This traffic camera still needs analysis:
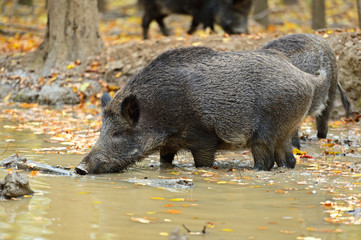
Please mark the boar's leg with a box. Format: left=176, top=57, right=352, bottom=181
left=274, top=143, right=296, bottom=169
left=251, top=134, right=275, bottom=171
left=155, top=15, right=170, bottom=36
left=315, top=109, right=330, bottom=139
left=142, top=14, right=169, bottom=39
left=291, top=129, right=301, bottom=149
left=160, top=146, right=178, bottom=165
left=189, top=131, right=220, bottom=167
left=141, top=14, right=152, bottom=39
left=316, top=86, right=337, bottom=138
left=191, top=148, right=217, bottom=167
left=187, top=17, right=201, bottom=35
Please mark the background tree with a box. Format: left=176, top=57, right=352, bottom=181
left=357, top=0, right=361, bottom=28
left=27, top=0, right=104, bottom=75
left=312, top=0, right=326, bottom=29
left=253, top=0, right=269, bottom=28
left=98, top=0, right=107, bottom=13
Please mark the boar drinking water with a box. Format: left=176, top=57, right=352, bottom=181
left=260, top=33, right=352, bottom=148
left=138, top=0, right=253, bottom=39
left=75, top=47, right=326, bottom=175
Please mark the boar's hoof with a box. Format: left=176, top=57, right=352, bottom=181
left=75, top=165, right=88, bottom=175
left=317, top=132, right=327, bottom=139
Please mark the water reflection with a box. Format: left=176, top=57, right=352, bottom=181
left=0, top=119, right=360, bottom=239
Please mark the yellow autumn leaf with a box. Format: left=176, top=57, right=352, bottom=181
left=217, top=181, right=227, bottom=184
left=3, top=92, right=11, bottom=103
left=67, top=63, right=75, bottom=69
left=170, top=198, right=184, bottom=202
left=221, top=228, right=234, bottom=232
left=80, top=82, right=90, bottom=92
left=150, top=197, right=165, bottom=200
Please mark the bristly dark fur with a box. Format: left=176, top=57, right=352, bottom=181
left=76, top=46, right=326, bottom=174
left=138, top=0, right=252, bottom=39
left=260, top=33, right=352, bottom=147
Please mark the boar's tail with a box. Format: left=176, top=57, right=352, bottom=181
left=337, top=82, right=352, bottom=118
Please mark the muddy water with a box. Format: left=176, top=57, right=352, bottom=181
left=0, top=119, right=361, bottom=240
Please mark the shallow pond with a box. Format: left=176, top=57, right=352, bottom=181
left=0, top=104, right=360, bottom=240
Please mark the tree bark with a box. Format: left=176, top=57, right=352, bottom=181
left=282, top=0, right=298, bottom=5
left=32, top=0, right=104, bottom=75
left=312, top=0, right=326, bottom=30
left=98, top=0, right=107, bottom=13
left=253, top=0, right=269, bottom=28
left=357, top=0, right=361, bottom=28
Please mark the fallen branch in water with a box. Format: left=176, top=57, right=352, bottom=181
left=0, top=154, right=72, bottom=176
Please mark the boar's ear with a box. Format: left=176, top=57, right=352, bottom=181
left=101, top=92, right=111, bottom=110
left=121, top=95, right=140, bottom=126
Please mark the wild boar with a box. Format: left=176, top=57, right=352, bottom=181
left=260, top=33, right=352, bottom=148
left=75, top=47, right=326, bottom=174
left=138, top=0, right=252, bottom=39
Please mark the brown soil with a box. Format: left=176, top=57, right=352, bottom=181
left=106, top=31, right=361, bottom=117
left=1, top=31, right=360, bottom=117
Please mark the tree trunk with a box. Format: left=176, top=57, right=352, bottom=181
left=253, top=0, right=269, bottom=28
left=32, top=0, right=104, bottom=75
left=283, top=0, right=298, bottom=5
left=357, top=0, right=361, bottom=28
left=98, top=0, right=107, bottom=13
left=312, top=0, right=326, bottom=30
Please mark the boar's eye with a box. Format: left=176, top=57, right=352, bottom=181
left=112, top=130, right=123, bottom=138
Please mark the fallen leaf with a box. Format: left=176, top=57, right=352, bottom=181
left=221, top=228, right=234, bottom=232
left=150, top=197, right=165, bottom=200
left=170, top=198, right=184, bottom=202
left=167, top=209, right=182, bottom=214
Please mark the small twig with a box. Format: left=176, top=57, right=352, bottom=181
left=237, top=168, right=243, bottom=178
left=0, top=22, right=44, bottom=32
left=1, top=144, right=9, bottom=156
left=182, top=224, right=207, bottom=235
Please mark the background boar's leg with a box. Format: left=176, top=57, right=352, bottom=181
left=316, top=86, right=337, bottom=138
left=160, top=146, right=178, bottom=165
left=316, top=112, right=330, bottom=138
left=141, top=14, right=152, bottom=39
left=155, top=16, right=170, bottom=36
left=188, top=17, right=201, bottom=34
left=291, top=129, right=301, bottom=149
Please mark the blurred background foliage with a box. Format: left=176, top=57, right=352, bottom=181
left=0, top=0, right=359, bottom=55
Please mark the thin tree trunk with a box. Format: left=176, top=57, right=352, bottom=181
left=253, top=0, right=269, bottom=28
left=98, top=0, right=107, bottom=13
left=32, top=0, right=104, bottom=75
left=312, top=0, right=326, bottom=30
left=283, top=0, right=298, bottom=5
left=357, top=0, right=361, bottom=28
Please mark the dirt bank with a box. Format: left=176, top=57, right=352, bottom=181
left=0, top=31, right=360, bottom=117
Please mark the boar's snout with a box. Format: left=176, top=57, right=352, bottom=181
left=75, top=150, right=125, bottom=175
left=75, top=164, right=88, bottom=175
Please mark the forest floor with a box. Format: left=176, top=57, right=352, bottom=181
left=1, top=30, right=360, bottom=118
left=0, top=0, right=360, bottom=116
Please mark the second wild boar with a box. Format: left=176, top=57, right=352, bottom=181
left=260, top=33, right=352, bottom=148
